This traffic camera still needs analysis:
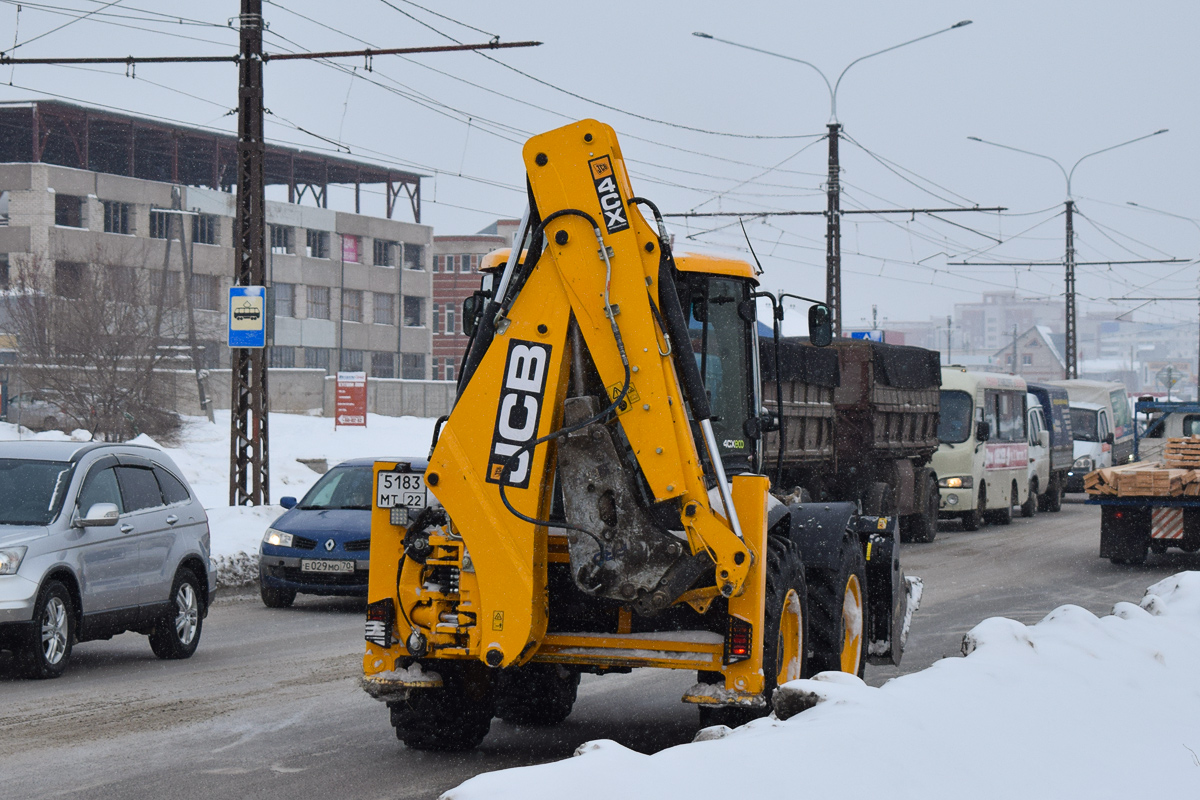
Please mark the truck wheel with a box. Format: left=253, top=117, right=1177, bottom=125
left=863, top=482, right=893, bottom=516
left=805, top=536, right=866, bottom=678
left=1021, top=480, right=1038, bottom=518
left=699, top=536, right=807, bottom=728
left=391, top=665, right=494, bottom=751
left=904, top=474, right=939, bottom=543
left=962, top=487, right=986, bottom=531
left=19, top=580, right=74, bottom=679
left=1045, top=477, right=1064, bottom=513
left=495, top=664, right=580, bottom=726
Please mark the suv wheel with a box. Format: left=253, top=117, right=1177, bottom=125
left=149, top=568, right=203, bottom=659
left=20, top=580, right=74, bottom=679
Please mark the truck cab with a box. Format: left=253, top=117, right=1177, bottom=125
left=1135, top=400, right=1200, bottom=462
left=1065, top=401, right=1112, bottom=492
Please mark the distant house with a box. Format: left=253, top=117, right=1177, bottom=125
left=992, top=325, right=1065, bottom=382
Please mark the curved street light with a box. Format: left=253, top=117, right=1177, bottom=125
left=966, top=130, right=1170, bottom=378
left=693, top=22, right=973, bottom=335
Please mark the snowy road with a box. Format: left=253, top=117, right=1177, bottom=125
left=2, top=497, right=1195, bottom=799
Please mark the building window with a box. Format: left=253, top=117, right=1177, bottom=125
left=371, top=351, right=395, bottom=379
left=270, top=225, right=292, bottom=255
left=432, top=356, right=440, bottom=380
left=403, top=243, right=424, bottom=271
left=446, top=308, right=456, bottom=335
left=306, top=229, right=330, bottom=259
left=268, top=346, right=295, bottom=368
left=342, top=289, right=363, bottom=323
left=342, top=234, right=360, bottom=263
left=55, top=194, right=84, bottom=228
left=403, top=295, right=424, bottom=327
left=401, top=353, right=425, bottom=379
left=373, top=293, right=394, bottom=325
left=103, top=201, right=131, bottom=234
left=460, top=254, right=472, bottom=273
left=307, top=285, right=331, bottom=319
left=190, top=273, right=219, bottom=311
left=443, top=254, right=455, bottom=273
left=192, top=213, right=218, bottom=245
left=374, top=239, right=396, bottom=267
left=444, top=357, right=455, bottom=382
left=341, top=349, right=364, bottom=372
left=149, top=209, right=172, bottom=239
left=431, top=254, right=440, bottom=273
left=305, top=347, right=330, bottom=372
left=55, top=261, right=85, bottom=298
left=272, top=283, right=295, bottom=317
left=431, top=304, right=440, bottom=334
left=0, top=254, right=9, bottom=290
left=1022, top=354, right=1033, bottom=366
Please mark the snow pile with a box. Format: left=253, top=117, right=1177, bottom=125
left=0, top=412, right=437, bottom=587
left=445, top=572, right=1200, bottom=800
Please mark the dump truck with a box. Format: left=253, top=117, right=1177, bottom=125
left=1088, top=399, right=1200, bottom=564
left=360, top=120, right=912, bottom=750
left=760, top=335, right=942, bottom=542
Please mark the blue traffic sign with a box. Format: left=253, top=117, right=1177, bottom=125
left=228, top=285, right=266, bottom=348
left=848, top=330, right=884, bottom=342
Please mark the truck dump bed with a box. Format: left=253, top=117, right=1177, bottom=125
left=758, top=336, right=838, bottom=465
left=831, top=339, right=941, bottom=464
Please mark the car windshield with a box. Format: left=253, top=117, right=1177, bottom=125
left=938, top=390, right=974, bottom=444
left=1071, top=408, right=1099, bottom=442
left=0, top=459, right=75, bottom=525
left=297, top=465, right=373, bottom=510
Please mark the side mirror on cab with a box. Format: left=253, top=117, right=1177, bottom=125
left=1104, top=432, right=1115, bottom=445
left=808, top=303, right=833, bottom=347
left=975, top=420, right=991, bottom=442
left=1039, top=430, right=1050, bottom=448
left=74, top=502, right=120, bottom=528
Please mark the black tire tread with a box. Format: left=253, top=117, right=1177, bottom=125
left=391, top=666, right=494, bottom=751
left=495, top=664, right=580, bottom=726
left=805, top=536, right=867, bottom=678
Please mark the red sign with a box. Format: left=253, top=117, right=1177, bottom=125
left=335, top=371, right=367, bottom=427
left=984, top=442, right=1028, bottom=470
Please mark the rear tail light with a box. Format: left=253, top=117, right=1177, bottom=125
left=724, top=616, right=753, bottom=664
left=365, top=599, right=396, bottom=647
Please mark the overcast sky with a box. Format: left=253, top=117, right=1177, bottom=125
left=2, top=1, right=1197, bottom=332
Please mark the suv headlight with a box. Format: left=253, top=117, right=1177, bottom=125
left=0, top=546, right=27, bottom=575
left=263, top=528, right=294, bottom=548
left=938, top=476, right=973, bottom=489
left=1072, top=456, right=1094, bottom=472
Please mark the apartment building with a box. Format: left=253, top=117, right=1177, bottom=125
left=0, top=100, right=433, bottom=379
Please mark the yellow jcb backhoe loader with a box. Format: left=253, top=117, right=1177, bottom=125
left=361, top=119, right=910, bottom=750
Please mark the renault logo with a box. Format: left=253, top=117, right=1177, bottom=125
left=324, top=539, right=336, bottom=552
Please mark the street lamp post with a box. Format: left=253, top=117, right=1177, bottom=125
left=694, top=21, right=972, bottom=336
left=1127, top=201, right=1200, bottom=397
left=967, top=130, right=1168, bottom=378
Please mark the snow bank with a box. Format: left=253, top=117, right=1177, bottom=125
left=445, top=572, right=1200, bottom=800
left=0, top=412, right=436, bottom=587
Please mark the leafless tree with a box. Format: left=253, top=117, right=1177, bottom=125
left=6, top=244, right=186, bottom=441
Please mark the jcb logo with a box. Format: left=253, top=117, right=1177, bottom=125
left=487, top=339, right=552, bottom=489
left=589, top=155, right=629, bottom=234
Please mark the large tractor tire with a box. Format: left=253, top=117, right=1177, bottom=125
left=698, top=536, right=807, bottom=729
left=390, top=665, right=495, bottom=751
left=495, top=664, right=580, bottom=727
left=805, top=536, right=867, bottom=678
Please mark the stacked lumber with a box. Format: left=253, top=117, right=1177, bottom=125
left=1085, top=459, right=1200, bottom=497
left=1164, top=435, right=1200, bottom=469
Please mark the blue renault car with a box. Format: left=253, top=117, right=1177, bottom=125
left=258, top=458, right=385, bottom=608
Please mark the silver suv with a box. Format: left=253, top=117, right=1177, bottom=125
left=0, top=441, right=214, bottom=678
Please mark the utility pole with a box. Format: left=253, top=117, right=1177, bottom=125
left=826, top=123, right=842, bottom=336
left=228, top=0, right=270, bottom=505
left=1064, top=199, right=1077, bottom=378
left=946, top=314, right=952, bottom=364
left=1011, top=324, right=1019, bottom=375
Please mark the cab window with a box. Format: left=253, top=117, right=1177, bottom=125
left=985, top=389, right=1025, bottom=443
left=1184, top=415, right=1200, bottom=436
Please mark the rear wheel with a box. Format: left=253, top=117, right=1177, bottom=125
left=495, top=664, right=580, bottom=726
left=806, top=536, right=866, bottom=678
left=391, top=664, right=494, bottom=751
left=1045, top=476, right=1064, bottom=512
left=1021, top=479, right=1038, bottom=518
left=149, top=569, right=203, bottom=659
left=903, top=474, right=940, bottom=543
left=19, top=580, right=74, bottom=679
left=698, top=536, right=807, bottom=729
